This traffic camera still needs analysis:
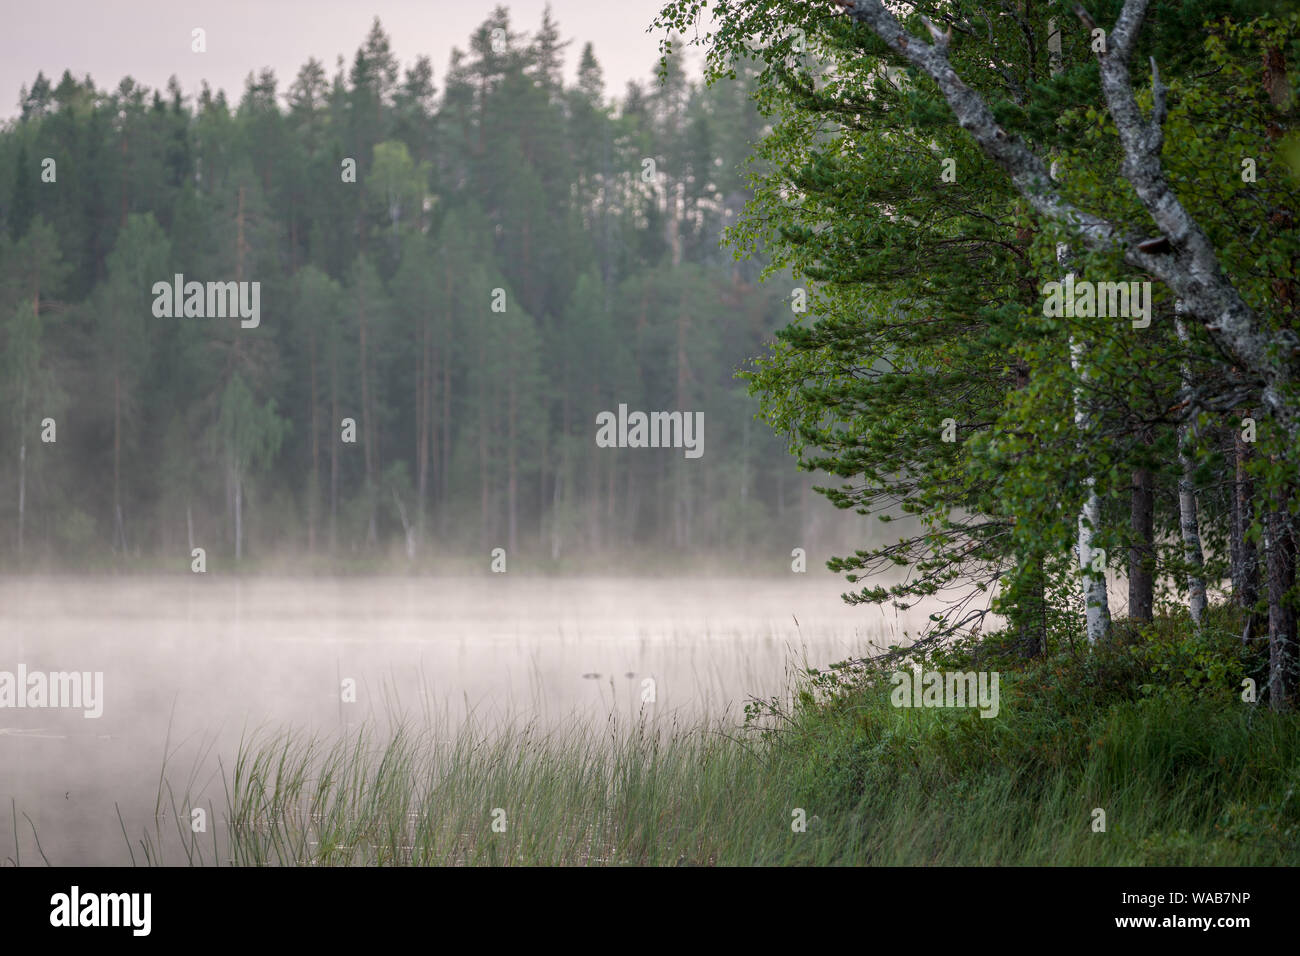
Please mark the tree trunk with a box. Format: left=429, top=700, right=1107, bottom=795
left=233, top=187, right=245, bottom=367
left=234, top=470, right=243, bottom=561
left=1128, top=462, right=1155, bottom=622
left=674, top=295, right=691, bottom=551
left=1235, top=413, right=1262, bottom=645
left=1266, top=486, right=1298, bottom=711
left=1051, top=19, right=1110, bottom=643
left=440, top=328, right=451, bottom=529
left=478, top=331, right=490, bottom=549
left=551, top=447, right=563, bottom=560
left=17, top=440, right=26, bottom=557
left=1175, top=308, right=1207, bottom=625
left=329, top=343, right=339, bottom=554
left=428, top=333, right=439, bottom=543
left=358, top=271, right=376, bottom=547
left=588, top=384, right=600, bottom=550
left=507, top=365, right=518, bottom=555
left=1228, top=428, right=1242, bottom=598
left=1072, top=334, right=1111, bottom=644
left=1177, top=450, right=1208, bottom=625
left=113, top=372, right=124, bottom=554
left=538, top=431, right=547, bottom=555
left=611, top=438, right=621, bottom=543
left=307, top=322, right=319, bottom=553
left=415, top=316, right=429, bottom=552
left=438, top=250, right=454, bottom=535
left=391, top=487, right=415, bottom=561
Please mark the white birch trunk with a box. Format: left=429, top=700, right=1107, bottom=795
left=1071, top=334, right=1112, bottom=642
left=1051, top=18, right=1110, bottom=643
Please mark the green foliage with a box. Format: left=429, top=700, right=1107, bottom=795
left=655, top=0, right=1300, bottom=648
left=0, top=13, right=824, bottom=568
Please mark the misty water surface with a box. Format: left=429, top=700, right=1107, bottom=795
left=0, top=574, right=911, bottom=864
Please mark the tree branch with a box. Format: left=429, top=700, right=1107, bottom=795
left=833, top=0, right=1298, bottom=433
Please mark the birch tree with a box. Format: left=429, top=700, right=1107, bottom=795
left=213, top=372, right=288, bottom=562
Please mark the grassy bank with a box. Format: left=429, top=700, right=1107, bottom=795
left=143, top=606, right=1299, bottom=866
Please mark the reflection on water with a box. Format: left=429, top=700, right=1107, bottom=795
left=0, top=573, right=906, bottom=865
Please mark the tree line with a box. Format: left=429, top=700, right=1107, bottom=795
left=0, top=7, right=867, bottom=570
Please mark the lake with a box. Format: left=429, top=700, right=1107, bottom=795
left=0, top=573, right=907, bottom=865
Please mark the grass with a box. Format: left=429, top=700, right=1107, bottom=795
left=120, top=602, right=1300, bottom=866
left=142, top=712, right=798, bottom=866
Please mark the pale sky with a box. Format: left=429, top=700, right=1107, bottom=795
left=0, top=0, right=696, bottom=118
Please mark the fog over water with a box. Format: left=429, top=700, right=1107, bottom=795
left=0, top=573, right=913, bottom=865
